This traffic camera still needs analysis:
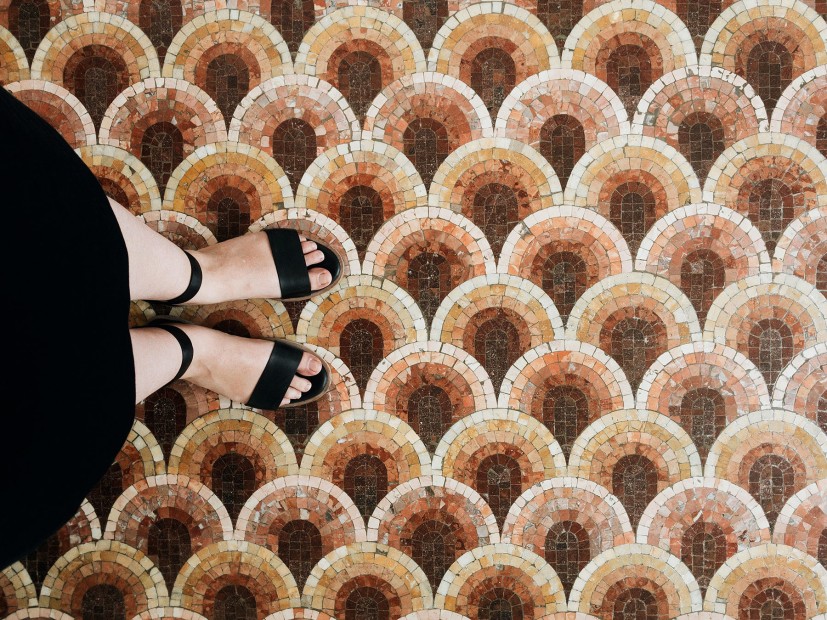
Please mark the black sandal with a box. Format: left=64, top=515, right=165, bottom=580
left=245, top=338, right=330, bottom=409
left=147, top=319, right=330, bottom=408
left=264, top=228, right=343, bottom=301
left=151, top=229, right=343, bottom=305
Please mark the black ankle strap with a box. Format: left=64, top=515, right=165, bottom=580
left=159, top=252, right=202, bottom=305
left=153, top=323, right=194, bottom=382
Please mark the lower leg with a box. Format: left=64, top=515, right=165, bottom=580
left=130, top=325, right=321, bottom=406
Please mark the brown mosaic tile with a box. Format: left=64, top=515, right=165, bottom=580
left=434, top=410, right=566, bottom=515
left=363, top=73, right=492, bottom=186
left=138, top=0, right=182, bottom=62
left=229, top=74, right=358, bottom=192
left=677, top=0, right=722, bottom=55
left=62, top=44, right=130, bottom=130
left=372, top=478, right=497, bottom=592
left=303, top=543, right=432, bottom=617
left=706, top=410, right=827, bottom=536
left=639, top=478, right=770, bottom=598
left=403, top=0, right=448, bottom=50
left=269, top=0, right=315, bottom=57
left=773, top=480, right=827, bottom=561
left=435, top=544, right=566, bottom=618
left=569, top=544, right=701, bottom=618
left=237, top=476, right=365, bottom=590
left=170, top=541, right=301, bottom=616
left=3, top=0, right=57, bottom=64
left=706, top=544, right=826, bottom=619
left=503, top=479, right=634, bottom=597
left=295, top=6, right=426, bottom=117
left=432, top=4, right=557, bottom=122
left=537, top=0, right=582, bottom=55
left=9, top=1, right=827, bottom=615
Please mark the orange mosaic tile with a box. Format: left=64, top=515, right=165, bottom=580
left=5, top=0, right=827, bottom=618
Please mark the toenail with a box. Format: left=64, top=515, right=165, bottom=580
left=310, top=358, right=322, bottom=372
left=320, top=272, right=331, bottom=286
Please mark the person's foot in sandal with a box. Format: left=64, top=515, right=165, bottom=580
left=162, top=229, right=343, bottom=306
left=132, top=322, right=329, bottom=408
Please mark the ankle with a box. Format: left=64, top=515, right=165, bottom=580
left=176, top=325, right=273, bottom=403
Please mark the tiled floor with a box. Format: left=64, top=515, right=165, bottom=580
left=2, top=0, right=827, bottom=618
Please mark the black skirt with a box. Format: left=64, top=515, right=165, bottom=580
left=0, top=85, right=136, bottom=568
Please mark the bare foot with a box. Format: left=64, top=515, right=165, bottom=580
left=184, top=232, right=333, bottom=305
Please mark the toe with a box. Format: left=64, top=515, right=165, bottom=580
left=304, top=248, right=324, bottom=267
left=291, top=375, right=312, bottom=392
left=297, top=352, right=323, bottom=376
left=308, top=267, right=332, bottom=291
left=285, top=386, right=303, bottom=400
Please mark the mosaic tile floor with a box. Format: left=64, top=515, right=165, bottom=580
left=2, top=0, right=827, bottom=618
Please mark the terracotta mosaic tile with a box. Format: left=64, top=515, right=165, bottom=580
left=771, top=66, right=827, bottom=154
left=427, top=4, right=558, bottom=117
left=363, top=72, right=494, bottom=186
left=633, top=66, right=769, bottom=184
left=568, top=543, right=703, bottom=619
left=234, top=475, right=367, bottom=590
left=701, top=3, right=827, bottom=112
left=500, top=340, right=634, bottom=457
left=703, top=543, right=827, bottom=618
left=566, top=273, right=702, bottom=391
left=0, top=0, right=62, bottom=65
left=563, top=0, right=698, bottom=116
left=773, top=206, right=827, bottom=295
left=496, top=69, right=629, bottom=174
left=161, top=9, right=292, bottom=126
left=704, top=273, right=827, bottom=389
left=771, top=478, right=827, bottom=566
left=501, top=477, right=635, bottom=598
left=432, top=409, right=566, bottom=527
left=636, top=342, right=771, bottom=462
left=7, top=0, right=827, bottom=615
left=79, top=144, right=161, bottom=214
left=704, top=410, right=827, bottom=527
left=299, top=409, right=432, bottom=519
left=5, top=79, right=95, bottom=147
left=38, top=540, right=168, bottom=618
left=499, top=207, right=632, bottom=323
left=368, top=476, right=499, bottom=590
left=301, top=542, right=433, bottom=616
left=637, top=478, right=771, bottom=596
left=0, top=562, right=36, bottom=617
left=771, top=343, right=827, bottom=426
left=0, top=28, right=30, bottom=84
left=296, top=7, right=426, bottom=121
left=568, top=410, right=702, bottom=530
left=433, top=543, right=567, bottom=617
left=168, top=540, right=301, bottom=615
left=363, top=342, right=496, bottom=452
left=635, top=203, right=769, bottom=325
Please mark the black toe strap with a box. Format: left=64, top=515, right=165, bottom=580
left=246, top=340, right=329, bottom=410
left=246, top=340, right=303, bottom=409
left=265, top=228, right=311, bottom=299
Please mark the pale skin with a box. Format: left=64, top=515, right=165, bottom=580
left=112, top=198, right=331, bottom=407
